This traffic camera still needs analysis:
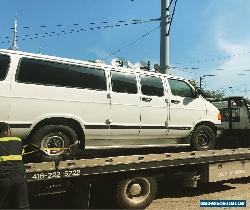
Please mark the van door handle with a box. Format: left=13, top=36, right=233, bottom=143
left=171, top=100, right=180, bottom=104
left=142, top=97, right=152, bottom=102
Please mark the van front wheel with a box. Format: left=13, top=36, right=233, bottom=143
left=31, top=125, right=78, bottom=160
left=190, top=125, right=216, bottom=151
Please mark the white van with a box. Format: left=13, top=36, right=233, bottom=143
left=0, top=49, right=221, bottom=157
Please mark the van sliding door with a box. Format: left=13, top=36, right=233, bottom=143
left=109, top=71, right=140, bottom=139
left=139, top=75, right=167, bottom=138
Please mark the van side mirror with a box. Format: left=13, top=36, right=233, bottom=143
left=195, top=88, right=203, bottom=97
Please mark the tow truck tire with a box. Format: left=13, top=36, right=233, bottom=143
left=191, top=125, right=216, bottom=151
left=115, top=176, right=157, bottom=209
left=30, top=125, right=78, bottom=161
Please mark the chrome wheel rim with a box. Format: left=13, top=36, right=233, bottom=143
left=40, top=133, right=67, bottom=156
left=122, top=177, right=151, bottom=205
left=197, top=130, right=210, bottom=149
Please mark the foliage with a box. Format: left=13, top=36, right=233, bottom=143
left=202, top=89, right=225, bottom=100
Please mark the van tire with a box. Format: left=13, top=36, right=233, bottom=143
left=30, top=125, right=78, bottom=161
left=190, top=125, right=216, bottom=151
left=115, top=176, right=157, bottom=209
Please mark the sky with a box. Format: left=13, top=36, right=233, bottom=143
left=0, top=0, right=250, bottom=98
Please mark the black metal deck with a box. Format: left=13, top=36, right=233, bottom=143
left=25, top=148, right=250, bottom=182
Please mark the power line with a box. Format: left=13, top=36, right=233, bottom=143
left=169, top=64, right=250, bottom=86
left=171, top=64, right=250, bottom=75
left=172, top=51, right=250, bottom=66
left=171, top=65, right=250, bottom=78
left=103, top=25, right=160, bottom=61
left=2, top=19, right=159, bottom=43
left=103, top=0, right=179, bottom=61
left=168, top=0, right=175, bottom=10
left=0, top=17, right=160, bottom=44
left=169, top=66, right=198, bottom=75
left=169, top=66, right=199, bottom=81
left=167, top=0, right=178, bottom=36
left=9, top=17, right=160, bottom=31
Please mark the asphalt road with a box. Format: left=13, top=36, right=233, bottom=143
left=147, top=177, right=250, bottom=210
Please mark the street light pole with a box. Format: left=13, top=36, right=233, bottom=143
left=199, top=74, right=216, bottom=89
left=199, top=77, right=202, bottom=89
left=160, top=0, right=170, bottom=74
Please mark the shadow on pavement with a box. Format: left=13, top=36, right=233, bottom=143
left=156, top=177, right=235, bottom=199
left=224, top=177, right=250, bottom=184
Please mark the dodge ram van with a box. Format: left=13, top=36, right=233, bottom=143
left=0, top=49, right=221, bottom=157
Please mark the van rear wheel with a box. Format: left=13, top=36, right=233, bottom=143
left=30, top=125, right=78, bottom=161
left=191, top=125, right=216, bottom=151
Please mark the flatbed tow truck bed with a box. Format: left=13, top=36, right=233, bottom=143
left=25, top=148, right=250, bottom=209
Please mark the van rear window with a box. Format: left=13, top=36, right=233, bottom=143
left=0, top=54, right=10, bottom=81
left=17, top=58, right=107, bottom=91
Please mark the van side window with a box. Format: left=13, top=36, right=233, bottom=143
left=168, top=79, right=194, bottom=97
left=141, top=76, right=164, bottom=97
left=17, top=58, right=106, bottom=91
left=0, top=54, right=10, bottom=81
left=111, top=71, right=137, bottom=94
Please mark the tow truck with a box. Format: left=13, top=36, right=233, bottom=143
left=211, top=96, right=250, bottom=147
left=24, top=146, right=250, bottom=209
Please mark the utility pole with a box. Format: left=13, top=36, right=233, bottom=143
left=160, top=0, right=170, bottom=74
left=9, top=16, right=18, bottom=51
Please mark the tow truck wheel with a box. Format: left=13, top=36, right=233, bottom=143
left=30, top=125, right=78, bottom=161
left=191, top=125, right=216, bottom=151
left=115, top=176, right=157, bottom=209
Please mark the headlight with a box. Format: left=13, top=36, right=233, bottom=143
left=217, top=112, right=222, bottom=121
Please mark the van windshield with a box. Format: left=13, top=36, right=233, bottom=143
left=0, top=54, right=10, bottom=81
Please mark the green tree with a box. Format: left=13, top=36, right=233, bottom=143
left=202, top=89, right=225, bottom=100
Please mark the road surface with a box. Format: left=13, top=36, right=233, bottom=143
left=147, top=177, right=250, bottom=210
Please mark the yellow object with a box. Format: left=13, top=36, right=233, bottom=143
left=0, top=155, right=22, bottom=161
left=0, top=137, right=22, bottom=142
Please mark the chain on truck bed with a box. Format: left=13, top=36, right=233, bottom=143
left=25, top=148, right=250, bottom=182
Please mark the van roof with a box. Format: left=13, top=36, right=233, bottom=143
left=0, top=48, right=185, bottom=81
